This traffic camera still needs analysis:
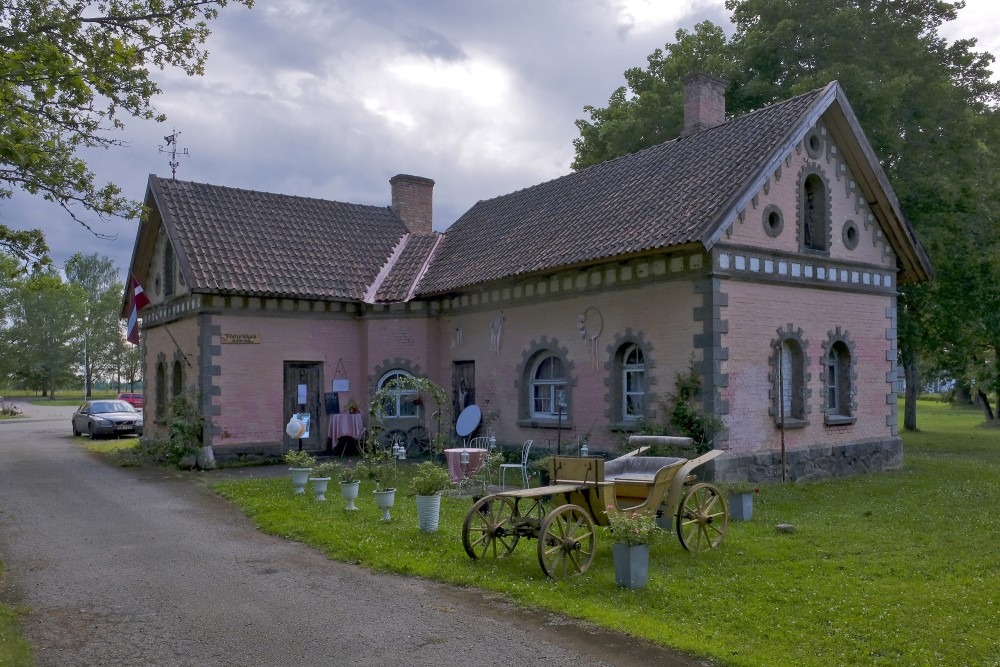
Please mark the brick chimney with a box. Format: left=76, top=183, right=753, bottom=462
left=681, top=73, right=728, bottom=137
left=390, top=174, right=434, bottom=235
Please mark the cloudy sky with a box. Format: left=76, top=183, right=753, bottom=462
left=6, top=0, right=999, bottom=281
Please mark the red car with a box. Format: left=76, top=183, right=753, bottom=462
left=116, top=392, right=144, bottom=409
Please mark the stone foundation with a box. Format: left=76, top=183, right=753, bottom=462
left=706, top=437, right=903, bottom=483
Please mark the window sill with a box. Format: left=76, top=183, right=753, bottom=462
left=774, top=418, right=809, bottom=429
left=824, top=414, right=856, bottom=426
left=517, top=418, right=574, bottom=430
left=609, top=420, right=642, bottom=433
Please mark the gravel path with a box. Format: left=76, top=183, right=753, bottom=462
left=0, top=400, right=708, bottom=666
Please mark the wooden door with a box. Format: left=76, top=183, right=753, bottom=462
left=283, top=361, right=323, bottom=450
left=452, top=361, right=476, bottom=424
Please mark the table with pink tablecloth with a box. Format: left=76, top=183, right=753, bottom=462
left=328, top=413, right=364, bottom=443
left=444, top=448, right=487, bottom=483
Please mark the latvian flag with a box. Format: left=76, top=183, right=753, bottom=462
left=126, top=273, right=151, bottom=345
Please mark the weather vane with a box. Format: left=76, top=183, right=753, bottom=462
left=158, top=129, right=190, bottom=179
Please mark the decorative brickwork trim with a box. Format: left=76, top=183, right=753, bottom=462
left=603, top=328, right=657, bottom=428
left=819, top=326, right=858, bottom=424
left=515, top=337, right=575, bottom=425
left=693, top=278, right=730, bottom=441
left=769, top=324, right=811, bottom=425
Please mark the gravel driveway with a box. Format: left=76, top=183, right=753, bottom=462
left=0, top=400, right=707, bottom=666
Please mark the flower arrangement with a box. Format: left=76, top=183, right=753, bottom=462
left=723, top=482, right=761, bottom=496
left=336, top=463, right=360, bottom=484
left=284, top=449, right=316, bottom=469
left=410, top=461, right=452, bottom=496
left=604, top=505, right=659, bottom=546
left=310, top=461, right=337, bottom=479
left=346, top=398, right=361, bottom=414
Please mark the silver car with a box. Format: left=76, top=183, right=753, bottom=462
left=72, top=400, right=144, bottom=439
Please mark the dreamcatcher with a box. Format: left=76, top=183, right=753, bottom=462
left=577, top=307, right=603, bottom=369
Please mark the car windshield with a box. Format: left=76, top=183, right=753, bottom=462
left=93, top=401, right=135, bottom=413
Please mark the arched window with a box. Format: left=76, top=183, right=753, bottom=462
left=621, top=344, right=645, bottom=420
left=155, top=361, right=167, bottom=419
left=377, top=370, right=418, bottom=419
left=531, top=354, right=567, bottom=419
left=822, top=333, right=855, bottom=424
left=803, top=174, right=826, bottom=250
left=172, top=360, right=183, bottom=399
left=771, top=327, right=810, bottom=427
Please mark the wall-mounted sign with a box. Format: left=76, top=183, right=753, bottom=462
left=332, top=379, right=349, bottom=392
left=221, top=333, right=260, bottom=344
left=297, top=384, right=307, bottom=405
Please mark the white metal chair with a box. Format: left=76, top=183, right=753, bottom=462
left=500, top=440, right=532, bottom=491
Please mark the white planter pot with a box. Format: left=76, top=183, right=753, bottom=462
left=339, top=481, right=361, bottom=510
left=310, top=477, right=331, bottom=501
left=373, top=489, right=396, bottom=521
left=415, top=494, right=442, bottom=532
left=289, top=467, right=312, bottom=494
left=612, top=542, right=649, bottom=589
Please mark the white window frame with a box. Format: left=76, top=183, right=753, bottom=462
left=622, top=344, right=645, bottom=420
left=827, top=347, right=840, bottom=414
left=530, top=354, right=567, bottom=419
left=377, top=370, right=418, bottom=419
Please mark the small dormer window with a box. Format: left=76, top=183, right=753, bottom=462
left=799, top=167, right=830, bottom=253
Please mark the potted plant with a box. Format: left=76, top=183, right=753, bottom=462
left=337, top=462, right=361, bottom=510
left=723, top=482, right=760, bottom=522
left=359, top=435, right=398, bottom=520
left=531, top=455, right=553, bottom=487
left=346, top=398, right=361, bottom=414
left=410, top=461, right=452, bottom=532
left=285, top=449, right=316, bottom=494
left=604, top=504, right=660, bottom=589
left=309, top=461, right=337, bottom=501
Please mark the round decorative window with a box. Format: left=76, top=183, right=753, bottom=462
left=805, top=129, right=824, bottom=159
left=762, top=204, right=784, bottom=238
left=842, top=220, right=860, bottom=250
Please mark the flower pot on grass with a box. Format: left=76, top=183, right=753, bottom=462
left=285, top=450, right=317, bottom=494
left=310, top=477, right=331, bottom=500
left=415, top=494, right=442, bottom=532
left=728, top=493, right=754, bottom=521
left=373, top=489, right=396, bottom=521
left=611, top=542, right=649, bottom=589
left=340, top=481, right=361, bottom=510
left=410, top=461, right=451, bottom=532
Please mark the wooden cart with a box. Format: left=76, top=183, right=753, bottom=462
left=461, top=442, right=728, bottom=579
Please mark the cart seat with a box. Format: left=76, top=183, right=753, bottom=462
left=604, top=455, right=684, bottom=483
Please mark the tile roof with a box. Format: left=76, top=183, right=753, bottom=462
left=415, top=85, right=828, bottom=295
left=372, top=233, right=442, bottom=303
left=148, top=177, right=407, bottom=301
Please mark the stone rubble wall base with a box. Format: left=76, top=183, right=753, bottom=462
left=705, top=437, right=903, bottom=483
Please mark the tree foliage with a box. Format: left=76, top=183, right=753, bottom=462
left=65, top=252, right=124, bottom=396
left=0, top=0, right=253, bottom=257
left=572, top=0, right=1000, bottom=425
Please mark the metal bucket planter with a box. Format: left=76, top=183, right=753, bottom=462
left=611, top=542, right=649, bottom=589
left=728, top=493, right=754, bottom=522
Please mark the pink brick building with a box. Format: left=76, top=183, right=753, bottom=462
left=125, top=75, right=930, bottom=481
